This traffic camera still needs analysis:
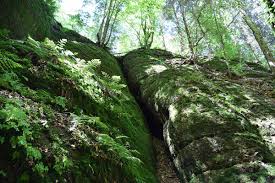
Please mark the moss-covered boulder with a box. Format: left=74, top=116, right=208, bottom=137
left=0, top=0, right=159, bottom=181
left=122, top=49, right=275, bottom=182
left=0, top=0, right=55, bottom=40
left=0, top=0, right=93, bottom=43
left=0, top=33, right=158, bottom=182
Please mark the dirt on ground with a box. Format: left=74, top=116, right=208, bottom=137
left=153, top=137, right=181, bottom=183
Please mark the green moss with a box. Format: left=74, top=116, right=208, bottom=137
left=191, top=162, right=275, bottom=183
left=65, top=42, right=123, bottom=77
left=63, top=44, right=157, bottom=182
left=0, top=0, right=54, bottom=40
left=0, top=34, right=157, bottom=182
left=123, top=49, right=275, bottom=182
left=200, top=56, right=270, bottom=77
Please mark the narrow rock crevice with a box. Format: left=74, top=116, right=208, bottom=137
left=118, top=57, right=181, bottom=183
left=118, top=56, right=164, bottom=139
left=153, top=137, right=181, bottom=183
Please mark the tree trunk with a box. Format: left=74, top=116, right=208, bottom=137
left=97, top=0, right=120, bottom=47
left=180, top=6, right=194, bottom=57
left=210, top=0, right=232, bottom=76
left=172, top=4, right=185, bottom=53
left=101, top=0, right=115, bottom=46
left=97, top=0, right=109, bottom=45
left=160, top=17, right=167, bottom=50
left=243, top=14, right=275, bottom=72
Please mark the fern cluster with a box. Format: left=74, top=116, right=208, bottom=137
left=0, top=32, right=156, bottom=182
left=0, top=50, right=22, bottom=72
left=0, top=29, right=9, bottom=39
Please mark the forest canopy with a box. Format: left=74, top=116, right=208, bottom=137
left=52, top=0, right=275, bottom=71
left=0, top=0, right=275, bottom=182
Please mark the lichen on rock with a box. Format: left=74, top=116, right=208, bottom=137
left=123, top=48, right=275, bottom=182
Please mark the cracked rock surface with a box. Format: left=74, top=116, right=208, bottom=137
left=122, top=49, right=275, bottom=182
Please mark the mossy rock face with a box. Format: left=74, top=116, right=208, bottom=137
left=0, top=35, right=157, bottom=182
left=0, top=0, right=95, bottom=43
left=52, top=23, right=96, bottom=44
left=198, top=56, right=270, bottom=77
left=123, top=49, right=275, bottom=182
left=0, top=0, right=54, bottom=40
left=191, top=162, right=275, bottom=183
left=0, top=1, right=157, bottom=181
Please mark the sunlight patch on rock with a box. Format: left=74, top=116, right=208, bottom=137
left=145, top=65, right=167, bottom=75
left=169, top=104, right=178, bottom=122
left=178, top=88, right=190, bottom=96
left=69, top=116, right=78, bottom=132
left=207, top=137, right=223, bottom=152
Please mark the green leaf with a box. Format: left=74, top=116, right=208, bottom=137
left=54, top=96, right=67, bottom=108
left=0, top=136, right=5, bottom=144
left=0, top=170, right=7, bottom=177
left=26, top=146, right=42, bottom=160
left=12, top=151, right=20, bottom=160
left=33, top=162, right=49, bottom=175
left=17, top=135, right=27, bottom=146
left=19, top=171, right=30, bottom=182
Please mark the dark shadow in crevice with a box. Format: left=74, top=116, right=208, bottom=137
left=117, top=56, right=164, bottom=140
left=138, top=99, right=164, bottom=140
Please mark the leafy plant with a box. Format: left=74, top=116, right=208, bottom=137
left=0, top=170, right=7, bottom=177
left=0, top=29, right=10, bottom=39
left=97, top=134, right=142, bottom=165
left=0, top=102, right=47, bottom=177
left=0, top=50, right=22, bottom=72
left=51, top=142, right=73, bottom=175
left=0, top=31, right=156, bottom=182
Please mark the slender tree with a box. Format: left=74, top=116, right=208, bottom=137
left=96, top=0, right=124, bottom=47
left=130, top=0, right=164, bottom=49
left=179, top=0, right=195, bottom=57
left=171, top=1, right=185, bottom=53
left=243, top=13, right=275, bottom=71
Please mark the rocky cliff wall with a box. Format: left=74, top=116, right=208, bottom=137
left=123, top=49, right=275, bottom=182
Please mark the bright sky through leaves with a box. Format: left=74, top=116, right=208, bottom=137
left=60, top=0, right=83, bottom=14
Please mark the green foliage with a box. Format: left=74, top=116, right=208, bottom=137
left=122, top=0, right=164, bottom=49
left=230, top=62, right=245, bottom=76
left=33, top=163, right=49, bottom=175
left=51, top=143, right=73, bottom=175
left=0, top=103, right=29, bottom=132
left=0, top=72, right=23, bottom=90
left=0, top=29, right=10, bottom=39
left=97, top=134, right=141, bottom=164
left=54, top=96, right=67, bottom=109
left=97, top=134, right=149, bottom=183
left=0, top=90, right=74, bottom=178
left=44, top=0, right=58, bottom=15
left=0, top=50, right=22, bottom=72
left=71, top=114, right=109, bottom=132
left=262, top=0, right=275, bottom=28
left=0, top=32, right=156, bottom=182
left=0, top=101, right=47, bottom=177
left=19, top=172, right=30, bottom=182
left=0, top=72, right=68, bottom=110
left=0, top=170, right=7, bottom=177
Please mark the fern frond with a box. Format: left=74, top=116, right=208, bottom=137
left=0, top=50, right=22, bottom=72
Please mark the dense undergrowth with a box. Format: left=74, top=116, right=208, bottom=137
left=0, top=30, right=157, bottom=182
